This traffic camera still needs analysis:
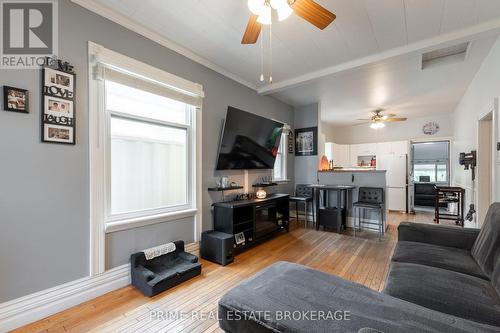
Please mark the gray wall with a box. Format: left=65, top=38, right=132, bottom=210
left=294, top=104, right=319, bottom=185
left=451, top=36, right=500, bottom=215
left=0, top=0, right=293, bottom=302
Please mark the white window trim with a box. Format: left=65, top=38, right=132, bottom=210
left=88, top=42, right=203, bottom=275
left=273, top=132, right=289, bottom=182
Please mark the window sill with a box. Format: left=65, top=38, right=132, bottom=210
left=105, top=208, right=197, bottom=233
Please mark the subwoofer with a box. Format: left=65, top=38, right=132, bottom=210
left=200, top=231, right=234, bottom=266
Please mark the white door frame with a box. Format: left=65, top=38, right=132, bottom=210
left=476, top=98, right=498, bottom=225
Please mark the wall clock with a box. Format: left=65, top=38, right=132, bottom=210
left=422, top=122, right=439, bottom=135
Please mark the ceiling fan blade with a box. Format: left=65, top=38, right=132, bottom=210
left=241, top=14, right=262, bottom=44
left=291, top=0, right=336, bottom=30
left=356, top=118, right=371, bottom=121
left=384, top=117, right=407, bottom=122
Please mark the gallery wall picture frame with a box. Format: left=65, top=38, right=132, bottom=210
left=41, top=62, right=76, bottom=145
left=295, top=127, right=318, bottom=156
left=3, top=86, right=29, bottom=113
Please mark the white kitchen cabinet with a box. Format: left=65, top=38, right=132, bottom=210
left=391, top=141, right=409, bottom=155
left=333, top=144, right=350, bottom=167
left=376, top=142, right=392, bottom=156
left=325, top=142, right=350, bottom=167
left=376, top=141, right=408, bottom=155
left=350, top=143, right=376, bottom=166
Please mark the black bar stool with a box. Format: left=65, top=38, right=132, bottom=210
left=353, top=187, right=385, bottom=240
left=289, top=184, right=315, bottom=228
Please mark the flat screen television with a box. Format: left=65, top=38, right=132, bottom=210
left=216, top=106, right=283, bottom=170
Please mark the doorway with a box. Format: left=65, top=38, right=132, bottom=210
left=477, top=112, right=494, bottom=226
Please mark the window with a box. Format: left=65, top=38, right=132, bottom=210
left=413, top=162, right=448, bottom=183
left=273, top=133, right=288, bottom=181
left=89, top=42, right=204, bottom=275
left=106, top=80, right=192, bottom=216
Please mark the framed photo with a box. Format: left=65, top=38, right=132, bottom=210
left=295, top=127, right=318, bottom=156
left=288, top=132, right=294, bottom=154
left=3, top=86, right=29, bottom=113
left=41, top=64, right=76, bottom=145
left=234, top=232, right=246, bottom=245
left=44, top=67, right=75, bottom=94
left=43, top=124, right=74, bottom=144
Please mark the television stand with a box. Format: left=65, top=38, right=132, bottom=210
left=213, top=194, right=289, bottom=254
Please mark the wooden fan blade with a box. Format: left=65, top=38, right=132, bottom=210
left=356, top=119, right=371, bottom=121
left=384, top=117, right=407, bottom=122
left=241, top=14, right=262, bottom=44
left=291, top=0, right=336, bottom=30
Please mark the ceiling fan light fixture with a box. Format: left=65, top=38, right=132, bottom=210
left=277, top=5, right=293, bottom=21
left=248, top=0, right=266, bottom=15
left=370, top=122, right=385, bottom=129
left=270, top=0, right=293, bottom=21
left=257, top=6, right=272, bottom=25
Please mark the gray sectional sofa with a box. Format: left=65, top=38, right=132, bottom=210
left=218, top=203, right=500, bottom=332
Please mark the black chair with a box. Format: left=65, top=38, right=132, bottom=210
left=353, top=187, right=385, bottom=239
left=289, top=184, right=315, bottom=227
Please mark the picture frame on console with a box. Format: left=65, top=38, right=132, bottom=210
left=295, top=127, right=318, bottom=156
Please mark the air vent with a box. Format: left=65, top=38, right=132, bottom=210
left=421, top=42, right=470, bottom=70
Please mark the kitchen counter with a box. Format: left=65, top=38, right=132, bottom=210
left=317, top=170, right=387, bottom=231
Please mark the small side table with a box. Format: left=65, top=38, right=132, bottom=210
left=434, top=186, right=465, bottom=226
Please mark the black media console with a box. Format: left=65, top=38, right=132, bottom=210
left=213, top=194, right=290, bottom=254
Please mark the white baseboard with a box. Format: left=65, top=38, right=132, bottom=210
left=0, top=264, right=131, bottom=332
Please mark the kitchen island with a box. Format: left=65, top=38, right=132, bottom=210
left=316, top=170, right=387, bottom=231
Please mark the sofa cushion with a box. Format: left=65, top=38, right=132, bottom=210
left=472, top=203, right=500, bottom=279
left=392, top=241, right=488, bottom=279
left=219, top=261, right=499, bottom=333
left=383, top=262, right=500, bottom=327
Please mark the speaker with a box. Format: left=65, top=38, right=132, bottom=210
left=200, top=231, right=234, bottom=266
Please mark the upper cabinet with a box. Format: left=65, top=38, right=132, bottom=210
left=326, top=140, right=409, bottom=167
left=351, top=143, right=377, bottom=156
left=350, top=143, right=376, bottom=166
left=325, top=142, right=350, bottom=167
left=333, top=144, right=350, bottom=167
left=377, top=141, right=408, bottom=156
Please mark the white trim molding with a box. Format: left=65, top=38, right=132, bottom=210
left=71, top=0, right=256, bottom=91
left=105, top=208, right=198, bottom=233
left=0, top=264, right=130, bottom=332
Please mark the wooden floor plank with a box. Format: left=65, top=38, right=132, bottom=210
left=13, top=212, right=433, bottom=333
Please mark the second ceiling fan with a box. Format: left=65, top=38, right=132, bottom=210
left=242, top=0, right=336, bottom=44
left=357, top=109, right=408, bottom=129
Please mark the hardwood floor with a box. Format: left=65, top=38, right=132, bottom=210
left=14, top=211, right=434, bottom=333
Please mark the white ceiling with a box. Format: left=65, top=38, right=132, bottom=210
left=83, top=0, right=500, bottom=125
left=273, top=35, right=497, bottom=124
left=90, top=0, right=500, bottom=88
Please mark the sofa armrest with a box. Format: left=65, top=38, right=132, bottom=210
left=132, top=265, right=155, bottom=282
left=178, top=251, right=198, bottom=263
left=398, top=222, right=480, bottom=250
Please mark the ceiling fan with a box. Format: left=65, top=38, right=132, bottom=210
left=357, top=109, right=408, bottom=129
left=242, top=0, right=336, bottom=44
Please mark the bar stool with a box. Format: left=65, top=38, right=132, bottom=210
left=289, top=184, right=315, bottom=228
left=353, top=187, right=385, bottom=240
